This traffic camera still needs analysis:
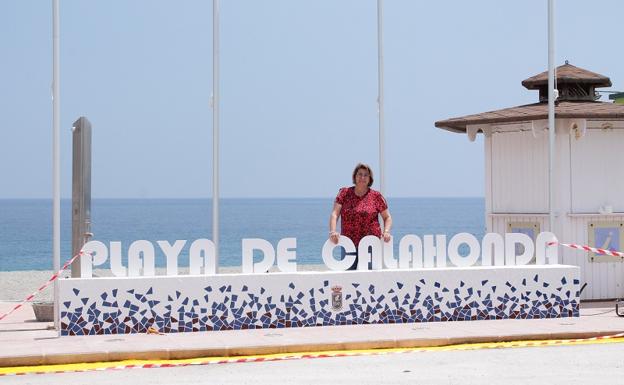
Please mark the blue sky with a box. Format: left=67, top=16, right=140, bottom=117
left=1, top=0, right=623, bottom=199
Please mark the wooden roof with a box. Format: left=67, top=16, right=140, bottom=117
left=435, top=101, right=624, bottom=132
left=436, top=63, right=621, bottom=133
left=522, top=63, right=611, bottom=89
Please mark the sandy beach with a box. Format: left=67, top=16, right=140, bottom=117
left=0, top=265, right=329, bottom=302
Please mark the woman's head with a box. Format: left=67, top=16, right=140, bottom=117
left=352, top=163, right=374, bottom=187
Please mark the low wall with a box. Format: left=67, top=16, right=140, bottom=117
left=58, top=265, right=580, bottom=336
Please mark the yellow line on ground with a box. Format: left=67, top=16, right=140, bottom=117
left=2, top=336, right=624, bottom=376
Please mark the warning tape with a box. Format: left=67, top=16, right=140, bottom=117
left=3, top=241, right=613, bottom=323
left=1, top=332, right=624, bottom=376
left=0, top=251, right=84, bottom=322
left=548, top=241, right=624, bottom=258
left=2, top=240, right=622, bottom=376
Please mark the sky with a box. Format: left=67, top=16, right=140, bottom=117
left=1, top=0, right=623, bottom=199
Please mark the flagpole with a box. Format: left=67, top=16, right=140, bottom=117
left=52, top=0, right=61, bottom=330
left=377, top=0, right=385, bottom=195
left=212, top=0, right=220, bottom=266
left=547, top=0, right=556, bottom=233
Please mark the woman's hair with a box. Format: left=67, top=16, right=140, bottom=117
left=351, top=163, right=374, bottom=187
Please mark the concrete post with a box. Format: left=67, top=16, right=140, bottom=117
left=71, top=117, right=92, bottom=278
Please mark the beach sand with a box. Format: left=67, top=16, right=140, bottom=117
left=0, top=264, right=329, bottom=302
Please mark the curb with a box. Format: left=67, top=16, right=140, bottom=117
left=2, top=330, right=623, bottom=368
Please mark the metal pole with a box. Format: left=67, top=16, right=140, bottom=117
left=212, top=0, right=220, bottom=266
left=377, top=0, right=385, bottom=195
left=52, top=0, right=61, bottom=329
left=548, top=0, right=556, bottom=233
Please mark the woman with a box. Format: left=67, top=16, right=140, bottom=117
left=329, top=163, right=392, bottom=270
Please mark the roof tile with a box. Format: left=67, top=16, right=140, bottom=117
left=521, top=63, right=611, bottom=89
left=435, top=101, right=624, bottom=132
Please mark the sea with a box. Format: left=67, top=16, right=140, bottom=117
left=0, top=198, right=485, bottom=271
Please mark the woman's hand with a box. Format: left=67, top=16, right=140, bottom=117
left=380, top=209, right=392, bottom=243
left=329, top=202, right=342, bottom=245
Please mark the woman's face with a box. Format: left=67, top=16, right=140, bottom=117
left=355, top=168, right=370, bottom=188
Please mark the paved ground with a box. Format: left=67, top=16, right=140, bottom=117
left=0, top=300, right=622, bottom=369
left=2, top=341, right=624, bottom=384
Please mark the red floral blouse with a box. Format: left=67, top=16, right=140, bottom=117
left=335, top=187, right=388, bottom=247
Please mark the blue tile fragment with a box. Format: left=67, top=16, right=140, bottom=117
left=60, top=270, right=579, bottom=336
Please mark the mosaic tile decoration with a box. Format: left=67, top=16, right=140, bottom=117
left=59, top=266, right=580, bottom=336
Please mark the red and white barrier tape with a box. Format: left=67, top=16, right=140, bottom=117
left=0, top=251, right=84, bottom=322
left=0, top=240, right=618, bottom=323
left=2, top=332, right=624, bottom=376
left=548, top=241, right=624, bottom=258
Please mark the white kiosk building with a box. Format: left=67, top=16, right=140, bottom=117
left=436, top=63, right=624, bottom=300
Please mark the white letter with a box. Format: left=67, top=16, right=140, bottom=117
left=189, top=239, right=216, bottom=275
left=242, top=238, right=275, bottom=274
left=481, top=233, right=505, bottom=266
left=277, top=237, right=297, bottom=272
left=536, top=232, right=559, bottom=265
left=448, top=233, right=481, bottom=267
left=399, top=235, right=422, bottom=269
left=322, top=236, right=356, bottom=271
left=80, top=240, right=108, bottom=278
left=128, top=240, right=155, bottom=276
left=358, top=235, right=382, bottom=270
left=423, top=235, right=447, bottom=268
left=109, top=241, right=127, bottom=277
left=505, top=233, right=534, bottom=266
left=382, top=236, right=397, bottom=269
left=157, top=240, right=186, bottom=276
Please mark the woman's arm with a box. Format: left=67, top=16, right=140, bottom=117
left=380, top=209, right=392, bottom=242
left=329, top=202, right=342, bottom=244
